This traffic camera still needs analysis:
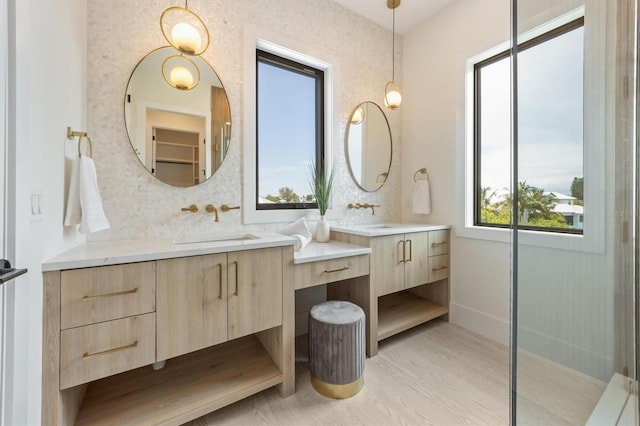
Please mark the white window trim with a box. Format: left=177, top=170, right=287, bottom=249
left=458, top=5, right=609, bottom=254
left=243, top=24, right=339, bottom=224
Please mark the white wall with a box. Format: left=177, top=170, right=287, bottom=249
left=402, top=0, right=512, bottom=344
left=5, top=0, right=86, bottom=423
left=402, top=0, right=618, bottom=381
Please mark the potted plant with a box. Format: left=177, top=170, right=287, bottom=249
left=307, top=159, right=334, bottom=242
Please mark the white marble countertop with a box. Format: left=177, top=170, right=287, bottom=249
left=293, top=241, right=371, bottom=265
left=331, top=223, right=451, bottom=237
left=42, top=232, right=295, bottom=271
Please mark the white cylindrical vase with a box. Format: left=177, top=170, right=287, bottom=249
left=316, top=216, right=330, bottom=243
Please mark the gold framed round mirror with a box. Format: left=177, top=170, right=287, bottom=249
left=346, top=102, right=392, bottom=192
left=124, top=47, right=231, bottom=187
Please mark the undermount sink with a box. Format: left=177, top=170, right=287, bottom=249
left=173, top=233, right=260, bottom=245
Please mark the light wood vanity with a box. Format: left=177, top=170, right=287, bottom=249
left=331, top=224, right=451, bottom=351
left=41, top=226, right=448, bottom=424
left=41, top=235, right=295, bottom=426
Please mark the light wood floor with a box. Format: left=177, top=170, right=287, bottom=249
left=189, top=320, right=510, bottom=425
left=187, top=320, right=606, bottom=425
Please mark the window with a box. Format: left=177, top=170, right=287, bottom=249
left=474, top=18, right=584, bottom=234
left=256, top=49, right=324, bottom=210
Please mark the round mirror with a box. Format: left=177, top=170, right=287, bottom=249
left=125, top=47, right=231, bottom=187
left=346, top=102, right=392, bottom=192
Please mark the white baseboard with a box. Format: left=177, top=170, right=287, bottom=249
left=450, top=302, right=510, bottom=346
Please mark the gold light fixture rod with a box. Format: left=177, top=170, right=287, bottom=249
left=387, top=0, right=401, bottom=9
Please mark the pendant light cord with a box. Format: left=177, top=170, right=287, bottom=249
left=392, top=5, right=395, bottom=81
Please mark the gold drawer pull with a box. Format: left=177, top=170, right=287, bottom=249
left=324, top=266, right=350, bottom=274
left=431, top=242, right=448, bottom=247
left=432, top=266, right=448, bottom=271
left=83, top=340, right=138, bottom=359
left=83, top=288, right=138, bottom=299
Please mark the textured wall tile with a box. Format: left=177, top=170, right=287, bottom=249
left=87, top=0, right=403, bottom=240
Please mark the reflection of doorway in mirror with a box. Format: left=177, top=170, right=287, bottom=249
left=147, top=109, right=206, bottom=187
left=152, top=128, right=201, bottom=187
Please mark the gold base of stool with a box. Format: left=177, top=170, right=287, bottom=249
left=311, top=374, right=363, bottom=399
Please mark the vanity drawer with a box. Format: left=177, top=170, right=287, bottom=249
left=60, top=262, right=155, bottom=330
left=428, top=230, right=449, bottom=256
left=294, top=254, right=369, bottom=290
left=60, top=313, right=156, bottom=390
left=428, top=255, right=449, bottom=283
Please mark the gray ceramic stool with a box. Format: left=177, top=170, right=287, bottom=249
left=308, top=300, right=365, bottom=399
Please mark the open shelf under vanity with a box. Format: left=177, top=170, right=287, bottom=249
left=377, top=289, right=449, bottom=341
left=74, top=335, right=282, bottom=426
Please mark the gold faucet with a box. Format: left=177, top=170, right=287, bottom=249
left=181, top=204, right=198, bottom=213
left=220, top=204, right=240, bottom=213
left=205, top=204, right=219, bottom=222
left=348, top=203, right=380, bottom=215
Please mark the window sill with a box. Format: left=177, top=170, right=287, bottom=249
left=456, top=224, right=604, bottom=254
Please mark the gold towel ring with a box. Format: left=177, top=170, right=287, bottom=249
left=67, top=127, right=93, bottom=158
left=77, top=135, right=93, bottom=158
left=413, top=168, right=430, bottom=182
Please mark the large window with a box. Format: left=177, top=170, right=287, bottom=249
left=475, top=18, right=584, bottom=233
left=256, top=49, right=324, bottom=210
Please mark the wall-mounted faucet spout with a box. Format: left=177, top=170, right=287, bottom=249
left=348, top=203, right=380, bottom=215
left=205, top=204, right=219, bottom=222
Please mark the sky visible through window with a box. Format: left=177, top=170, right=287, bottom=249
left=258, top=61, right=317, bottom=202
left=480, top=26, right=584, bottom=196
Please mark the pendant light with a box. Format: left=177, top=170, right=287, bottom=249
left=384, top=0, right=402, bottom=110
left=160, top=1, right=210, bottom=56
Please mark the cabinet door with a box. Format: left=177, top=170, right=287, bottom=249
left=156, top=253, right=228, bottom=361
left=404, top=232, right=429, bottom=289
left=371, top=234, right=405, bottom=296
left=228, top=248, right=283, bottom=340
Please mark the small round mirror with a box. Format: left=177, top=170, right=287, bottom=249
left=346, top=102, right=392, bottom=192
left=125, top=47, right=231, bottom=187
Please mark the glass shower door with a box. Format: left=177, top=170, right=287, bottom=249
left=512, top=0, right=638, bottom=424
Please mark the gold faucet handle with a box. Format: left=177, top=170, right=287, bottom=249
left=181, top=204, right=198, bottom=213
left=220, top=204, right=240, bottom=212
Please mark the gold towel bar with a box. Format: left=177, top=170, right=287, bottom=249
left=413, top=168, right=430, bottom=182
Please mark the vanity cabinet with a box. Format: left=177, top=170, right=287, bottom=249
left=331, top=227, right=450, bottom=345
left=371, top=232, right=428, bottom=296
left=156, top=248, right=283, bottom=360
left=42, top=244, right=293, bottom=426
left=156, top=253, right=228, bottom=360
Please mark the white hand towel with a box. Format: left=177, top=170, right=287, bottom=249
left=412, top=179, right=432, bottom=215
left=289, top=233, right=311, bottom=251
left=277, top=218, right=312, bottom=251
left=78, top=156, right=110, bottom=233
left=64, top=157, right=82, bottom=226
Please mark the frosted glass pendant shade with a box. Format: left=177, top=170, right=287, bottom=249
left=171, top=22, right=202, bottom=54
left=384, top=81, right=402, bottom=110
left=162, top=55, right=200, bottom=90
left=160, top=6, right=210, bottom=56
